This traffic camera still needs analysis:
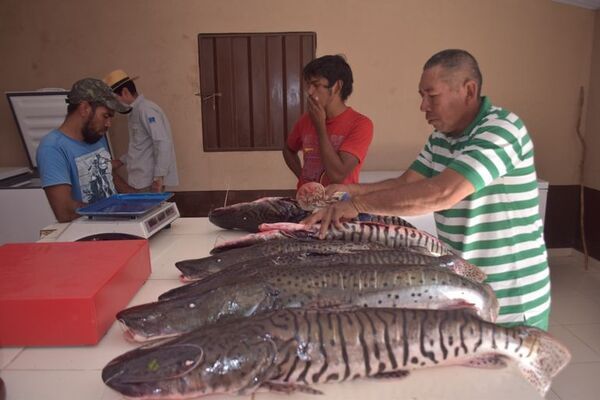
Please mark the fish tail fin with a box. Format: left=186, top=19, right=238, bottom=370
left=517, top=327, right=571, bottom=396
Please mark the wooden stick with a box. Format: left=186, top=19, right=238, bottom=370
left=575, top=86, right=589, bottom=270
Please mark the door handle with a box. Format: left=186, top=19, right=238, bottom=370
left=199, top=92, right=222, bottom=110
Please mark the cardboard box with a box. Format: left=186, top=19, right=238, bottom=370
left=0, top=240, right=151, bottom=346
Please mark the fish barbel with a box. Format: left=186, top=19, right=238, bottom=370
left=211, top=221, right=451, bottom=256
left=103, top=308, right=571, bottom=399
left=117, top=264, right=497, bottom=342
left=171, top=249, right=485, bottom=296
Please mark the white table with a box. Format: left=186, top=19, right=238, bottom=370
left=0, top=187, right=56, bottom=245
left=0, top=218, right=543, bottom=400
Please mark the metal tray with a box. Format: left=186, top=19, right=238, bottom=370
left=76, top=193, right=174, bottom=217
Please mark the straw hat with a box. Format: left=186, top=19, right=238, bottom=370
left=103, top=69, right=139, bottom=91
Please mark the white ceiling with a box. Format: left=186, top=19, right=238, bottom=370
left=553, top=0, right=600, bottom=9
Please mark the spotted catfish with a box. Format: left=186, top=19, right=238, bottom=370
left=172, top=249, right=486, bottom=295
left=103, top=308, right=571, bottom=399
left=116, top=264, right=498, bottom=342
left=211, top=222, right=451, bottom=257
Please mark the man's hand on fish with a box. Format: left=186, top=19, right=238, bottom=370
left=302, top=199, right=359, bottom=238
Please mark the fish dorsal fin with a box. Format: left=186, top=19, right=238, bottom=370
left=440, top=301, right=479, bottom=314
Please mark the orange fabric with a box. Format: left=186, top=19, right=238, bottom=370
left=286, top=107, right=373, bottom=189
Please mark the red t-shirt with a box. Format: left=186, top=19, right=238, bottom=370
left=286, top=107, right=373, bottom=189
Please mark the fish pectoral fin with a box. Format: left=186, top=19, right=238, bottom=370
left=463, top=354, right=509, bottom=369
left=371, top=370, right=410, bottom=380
left=410, top=246, right=434, bottom=255
left=440, top=300, right=478, bottom=313
left=260, top=381, right=323, bottom=395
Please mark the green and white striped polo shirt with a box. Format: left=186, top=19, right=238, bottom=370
left=410, top=97, right=550, bottom=329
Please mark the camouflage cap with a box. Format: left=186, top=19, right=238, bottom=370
left=66, top=78, right=131, bottom=114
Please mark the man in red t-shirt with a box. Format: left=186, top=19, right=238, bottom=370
left=283, top=55, right=374, bottom=189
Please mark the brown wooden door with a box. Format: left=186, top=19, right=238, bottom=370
left=198, top=32, right=316, bottom=151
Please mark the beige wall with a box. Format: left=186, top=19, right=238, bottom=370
left=0, top=0, right=596, bottom=190
left=584, top=10, right=600, bottom=190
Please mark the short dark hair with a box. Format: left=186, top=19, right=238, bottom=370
left=424, top=49, right=482, bottom=97
left=303, top=54, right=353, bottom=100
left=114, top=80, right=137, bottom=96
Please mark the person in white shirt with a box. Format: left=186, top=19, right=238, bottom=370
left=103, top=69, right=179, bottom=192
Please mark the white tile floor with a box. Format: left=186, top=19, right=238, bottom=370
left=547, top=250, right=600, bottom=400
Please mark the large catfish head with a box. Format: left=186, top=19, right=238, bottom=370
left=208, top=197, right=308, bottom=232
left=102, top=329, right=278, bottom=398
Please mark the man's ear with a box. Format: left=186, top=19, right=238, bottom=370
left=78, top=101, right=92, bottom=117
left=464, top=80, right=478, bottom=103
left=332, top=80, right=343, bottom=97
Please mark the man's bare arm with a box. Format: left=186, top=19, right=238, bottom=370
left=353, top=169, right=475, bottom=216
left=325, top=168, right=427, bottom=197
left=43, top=184, right=84, bottom=223
left=319, top=149, right=359, bottom=184
left=282, top=145, right=302, bottom=178
left=304, top=169, right=474, bottom=237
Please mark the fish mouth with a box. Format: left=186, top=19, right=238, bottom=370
left=119, top=320, right=153, bottom=343
left=175, top=260, right=217, bottom=281
left=117, top=319, right=180, bottom=343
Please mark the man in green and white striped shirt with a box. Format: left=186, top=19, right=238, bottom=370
left=304, top=49, right=550, bottom=330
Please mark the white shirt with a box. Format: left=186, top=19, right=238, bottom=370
left=120, top=95, right=179, bottom=189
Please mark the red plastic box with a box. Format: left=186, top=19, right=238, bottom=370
left=0, top=240, right=151, bottom=346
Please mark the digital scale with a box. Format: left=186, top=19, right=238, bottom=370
left=52, top=193, right=180, bottom=242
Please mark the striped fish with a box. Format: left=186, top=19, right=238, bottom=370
left=103, top=308, right=571, bottom=398
left=208, top=196, right=415, bottom=233
left=211, top=221, right=450, bottom=257
left=356, top=213, right=416, bottom=228
left=117, top=265, right=497, bottom=342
